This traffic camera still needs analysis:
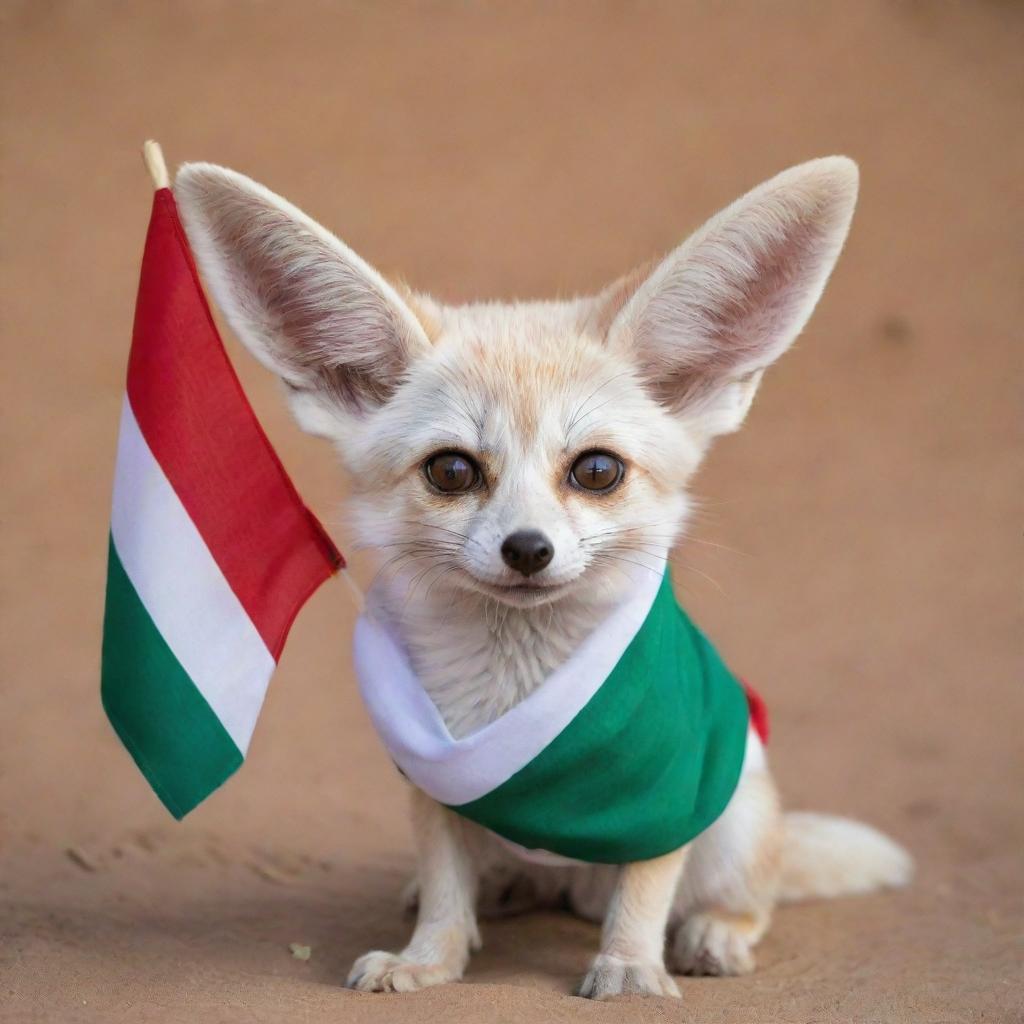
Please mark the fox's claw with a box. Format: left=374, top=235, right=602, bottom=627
left=577, top=953, right=681, bottom=1000
left=346, top=950, right=460, bottom=993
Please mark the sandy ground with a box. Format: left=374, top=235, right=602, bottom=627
left=2, top=3, right=1022, bottom=1022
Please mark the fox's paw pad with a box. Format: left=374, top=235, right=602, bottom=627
left=577, top=954, right=681, bottom=1000
left=345, top=950, right=458, bottom=993
left=671, top=914, right=756, bottom=977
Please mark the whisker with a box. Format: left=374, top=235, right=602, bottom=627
left=671, top=561, right=726, bottom=595
left=678, top=536, right=747, bottom=556
left=400, top=559, right=451, bottom=613
left=398, top=519, right=471, bottom=539
left=367, top=550, right=452, bottom=592
left=422, top=561, right=461, bottom=603
left=591, top=552, right=664, bottom=577
left=360, top=539, right=461, bottom=553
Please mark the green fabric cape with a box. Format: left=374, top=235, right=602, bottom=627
left=446, top=571, right=751, bottom=862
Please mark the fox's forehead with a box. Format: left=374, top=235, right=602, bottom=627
left=408, top=304, right=640, bottom=449
left=356, top=297, right=692, bottom=483
left=445, top=340, right=605, bottom=431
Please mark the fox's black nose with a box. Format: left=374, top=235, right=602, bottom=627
left=501, top=530, right=554, bottom=577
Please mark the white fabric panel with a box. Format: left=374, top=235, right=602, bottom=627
left=110, top=397, right=275, bottom=754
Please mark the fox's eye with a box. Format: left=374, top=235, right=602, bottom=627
left=424, top=451, right=482, bottom=494
left=570, top=451, right=625, bottom=493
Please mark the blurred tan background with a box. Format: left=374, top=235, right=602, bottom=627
left=2, top=3, right=1021, bottom=1022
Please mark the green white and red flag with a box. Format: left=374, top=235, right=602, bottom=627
left=102, top=177, right=343, bottom=819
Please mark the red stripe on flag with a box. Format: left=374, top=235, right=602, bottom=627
left=741, top=681, right=770, bottom=745
left=126, top=189, right=343, bottom=658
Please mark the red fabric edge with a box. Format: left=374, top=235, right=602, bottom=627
left=742, top=680, right=770, bottom=745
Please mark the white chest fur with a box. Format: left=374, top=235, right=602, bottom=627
left=374, top=581, right=614, bottom=739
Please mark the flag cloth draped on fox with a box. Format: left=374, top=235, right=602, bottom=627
left=101, top=182, right=343, bottom=819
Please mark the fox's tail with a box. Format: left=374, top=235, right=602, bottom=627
left=778, top=812, right=913, bottom=903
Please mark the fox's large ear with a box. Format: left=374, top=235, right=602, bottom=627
left=174, top=163, right=432, bottom=437
left=597, top=157, right=858, bottom=438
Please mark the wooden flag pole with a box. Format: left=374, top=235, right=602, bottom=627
left=139, top=139, right=366, bottom=615
left=142, top=139, right=170, bottom=190
left=337, top=563, right=366, bottom=613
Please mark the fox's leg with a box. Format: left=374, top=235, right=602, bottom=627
left=402, top=825, right=575, bottom=920
left=577, top=846, right=687, bottom=999
left=669, top=734, right=783, bottom=977
left=347, top=788, right=479, bottom=992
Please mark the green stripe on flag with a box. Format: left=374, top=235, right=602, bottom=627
left=101, top=535, right=243, bottom=818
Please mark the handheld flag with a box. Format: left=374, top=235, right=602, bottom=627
left=102, top=142, right=344, bottom=819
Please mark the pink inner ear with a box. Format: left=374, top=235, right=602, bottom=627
left=185, top=177, right=414, bottom=414
left=693, top=214, right=828, bottom=367
left=629, top=190, right=850, bottom=414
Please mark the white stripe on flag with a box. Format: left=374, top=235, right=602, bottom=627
left=110, top=397, right=275, bottom=754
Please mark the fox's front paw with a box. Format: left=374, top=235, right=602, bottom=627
left=577, top=953, right=680, bottom=999
left=670, top=913, right=756, bottom=976
left=345, top=950, right=460, bottom=993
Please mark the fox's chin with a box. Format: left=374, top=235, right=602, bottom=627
left=456, top=571, right=580, bottom=609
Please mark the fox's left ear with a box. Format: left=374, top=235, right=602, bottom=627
left=597, top=157, right=858, bottom=437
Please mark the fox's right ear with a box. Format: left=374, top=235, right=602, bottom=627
left=174, top=164, right=432, bottom=437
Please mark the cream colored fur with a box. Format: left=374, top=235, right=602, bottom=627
left=175, top=156, right=912, bottom=1000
